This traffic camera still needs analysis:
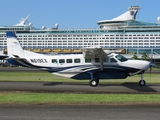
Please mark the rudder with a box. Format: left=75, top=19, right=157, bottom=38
left=6, top=31, right=24, bottom=57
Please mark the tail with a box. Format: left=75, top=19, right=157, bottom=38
left=6, top=31, right=24, bottom=58
left=6, top=31, right=46, bottom=58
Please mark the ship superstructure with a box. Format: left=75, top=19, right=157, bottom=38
left=1, top=6, right=160, bottom=59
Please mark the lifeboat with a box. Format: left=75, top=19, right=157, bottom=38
left=63, top=49, right=72, bottom=52
left=73, top=49, right=82, bottom=52
left=53, top=49, right=62, bottom=52
left=3, top=48, right=7, bottom=54
left=24, top=48, right=31, bottom=51
left=121, top=49, right=126, bottom=54
left=42, top=49, right=52, bottom=52
left=32, top=49, right=41, bottom=52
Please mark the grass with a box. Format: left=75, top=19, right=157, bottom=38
left=0, top=92, right=160, bottom=104
left=0, top=71, right=160, bottom=104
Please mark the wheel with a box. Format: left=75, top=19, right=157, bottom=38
left=139, top=80, right=146, bottom=86
left=90, top=79, right=98, bottom=87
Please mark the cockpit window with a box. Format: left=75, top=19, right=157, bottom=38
left=115, top=54, right=128, bottom=62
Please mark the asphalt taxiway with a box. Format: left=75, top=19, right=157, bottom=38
left=0, top=105, right=160, bottom=120
left=0, top=81, right=160, bottom=93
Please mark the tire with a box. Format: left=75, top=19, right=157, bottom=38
left=90, top=79, right=98, bottom=87
left=139, top=80, right=146, bottom=86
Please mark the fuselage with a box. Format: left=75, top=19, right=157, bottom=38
left=8, top=52, right=150, bottom=79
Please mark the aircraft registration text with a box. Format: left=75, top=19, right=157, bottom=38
left=30, top=59, right=48, bottom=63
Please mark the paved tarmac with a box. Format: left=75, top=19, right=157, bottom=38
left=0, top=105, right=160, bottom=120
left=0, top=81, right=160, bottom=93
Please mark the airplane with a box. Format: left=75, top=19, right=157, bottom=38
left=6, top=31, right=152, bottom=87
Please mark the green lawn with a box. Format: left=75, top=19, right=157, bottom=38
left=0, top=92, right=160, bottom=104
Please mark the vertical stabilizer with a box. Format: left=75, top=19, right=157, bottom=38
left=6, top=31, right=24, bottom=57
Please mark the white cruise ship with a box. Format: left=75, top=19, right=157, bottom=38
left=1, top=6, right=160, bottom=59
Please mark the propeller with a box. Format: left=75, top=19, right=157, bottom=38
left=149, top=63, right=152, bottom=77
left=149, top=62, right=157, bottom=77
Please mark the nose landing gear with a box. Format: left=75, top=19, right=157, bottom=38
left=139, top=74, right=146, bottom=86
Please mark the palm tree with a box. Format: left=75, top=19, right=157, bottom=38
left=132, top=54, right=139, bottom=60
left=141, top=52, right=150, bottom=61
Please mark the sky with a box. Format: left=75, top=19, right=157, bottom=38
left=0, top=0, right=160, bottom=29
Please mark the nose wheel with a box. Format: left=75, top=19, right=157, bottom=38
left=139, top=74, right=146, bottom=86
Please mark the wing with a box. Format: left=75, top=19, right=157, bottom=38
left=83, top=47, right=107, bottom=70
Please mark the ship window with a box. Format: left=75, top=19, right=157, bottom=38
left=85, top=58, right=91, bottom=63
left=67, top=59, right=72, bottom=63
left=144, top=43, right=149, bottom=45
left=74, top=59, right=81, bottom=63
left=139, top=49, right=151, bottom=54
left=59, top=59, right=65, bottom=63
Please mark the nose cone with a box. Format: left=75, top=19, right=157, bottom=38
left=136, top=60, right=150, bottom=70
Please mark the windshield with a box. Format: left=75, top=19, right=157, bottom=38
left=115, top=54, right=128, bottom=62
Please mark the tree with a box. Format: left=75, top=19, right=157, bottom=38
left=141, top=52, right=150, bottom=61
left=132, top=54, right=139, bottom=60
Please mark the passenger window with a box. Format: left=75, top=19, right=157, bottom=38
left=59, top=59, right=65, bottom=63
left=74, top=59, right=81, bottom=63
left=95, top=58, right=100, bottom=63
left=52, top=59, right=57, bottom=63
left=85, top=58, right=91, bottom=63
left=67, top=59, right=72, bottom=63
left=103, top=58, right=108, bottom=62
left=110, top=58, right=117, bottom=62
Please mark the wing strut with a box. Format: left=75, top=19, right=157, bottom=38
left=99, top=55, right=104, bottom=70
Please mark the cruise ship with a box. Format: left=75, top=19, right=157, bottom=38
left=1, top=6, right=160, bottom=60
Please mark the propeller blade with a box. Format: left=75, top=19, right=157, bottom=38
left=150, top=64, right=152, bottom=77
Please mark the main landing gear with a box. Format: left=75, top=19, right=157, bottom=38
left=89, top=73, right=99, bottom=87
left=90, top=78, right=99, bottom=87
left=139, top=74, right=146, bottom=86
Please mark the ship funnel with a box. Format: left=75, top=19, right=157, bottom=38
left=112, top=6, right=140, bottom=21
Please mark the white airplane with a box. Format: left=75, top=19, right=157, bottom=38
left=6, top=31, right=152, bottom=87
